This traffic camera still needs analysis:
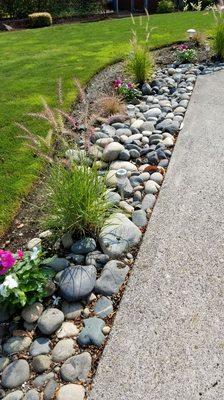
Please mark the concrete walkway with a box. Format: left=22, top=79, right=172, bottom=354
left=88, top=70, right=224, bottom=400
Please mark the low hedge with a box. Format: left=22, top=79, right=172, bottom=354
left=29, top=12, right=52, bottom=28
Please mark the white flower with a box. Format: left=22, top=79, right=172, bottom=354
left=4, top=275, right=18, bottom=289
left=30, top=246, right=40, bottom=260
left=52, top=295, right=61, bottom=306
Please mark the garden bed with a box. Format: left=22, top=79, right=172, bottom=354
left=1, top=38, right=224, bottom=399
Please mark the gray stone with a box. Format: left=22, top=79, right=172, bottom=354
left=95, top=260, right=129, bottom=296
left=106, top=190, right=121, bottom=205
left=139, top=121, right=155, bottom=132
left=21, top=302, right=44, bottom=323
left=163, top=137, right=174, bottom=147
left=52, top=339, right=75, bottom=362
left=101, top=124, right=116, bottom=137
left=99, top=213, right=142, bottom=258
left=142, top=83, right=151, bottom=95
left=37, top=308, right=64, bottom=335
left=56, top=384, right=85, bottom=400
left=150, top=172, right=164, bottom=185
left=132, top=210, right=147, bottom=228
left=3, top=336, right=32, bottom=356
left=62, top=302, right=83, bottom=319
left=30, top=337, right=51, bottom=356
left=0, top=357, right=9, bottom=372
left=60, top=352, right=92, bottom=382
left=94, top=297, right=113, bottom=318
left=61, top=232, right=74, bottom=249
left=118, top=149, right=130, bottom=161
left=141, top=194, right=156, bottom=210
left=85, top=251, right=109, bottom=270
left=2, top=360, right=30, bottom=389
left=59, top=265, right=97, bottom=302
left=145, top=108, right=162, bottom=118
left=44, top=379, right=59, bottom=400
left=119, top=201, right=134, bottom=214
left=106, top=170, right=118, bottom=187
left=129, top=149, right=140, bottom=159
left=66, top=253, right=85, bottom=264
left=23, top=389, right=39, bottom=400
left=71, top=238, right=96, bottom=255
left=32, top=355, right=51, bottom=373
left=44, top=257, right=69, bottom=272
left=77, top=317, right=105, bottom=347
left=0, top=305, right=10, bottom=323
left=33, top=373, right=55, bottom=389
left=3, top=391, right=23, bottom=400
left=103, top=142, right=124, bottom=162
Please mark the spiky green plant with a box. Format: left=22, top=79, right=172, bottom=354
left=42, top=157, right=115, bottom=236
left=125, top=11, right=154, bottom=86
left=213, top=11, right=224, bottom=60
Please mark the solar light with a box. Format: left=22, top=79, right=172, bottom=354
left=116, top=169, right=127, bottom=200
left=187, top=29, right=196, bottom=40
left=127, top=104, right=135, bottom=117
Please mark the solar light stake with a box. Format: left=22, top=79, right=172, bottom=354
left=116, top=169, right=127, bottom=200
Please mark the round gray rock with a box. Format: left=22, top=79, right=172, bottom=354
left=21, top=302, right=43, bottom=323
left=103, top=142, right=124, bottom=162
left=52, top=339, right=75, bottom=362
left=32, top=355, right=51, bottom=373
left=60, top=352, right=92, bottom=382
left=37, top=308, right=64, bottom=335
left=2, top=390, right=23, bottom=400
left=56, top=384, right=85, bottom=400
left=62, top=302, right=83, bottom=320
left=3, top=336, right=32, bottom=356
left=59, top=265, right=97, bottom=302
left=23, top=389, right=39, bottom=400
left=30, top=337, right=51, bottom=356
left=2, top=360, right=30, bottom=389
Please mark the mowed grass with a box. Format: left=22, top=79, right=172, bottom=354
left=0, top=11, right=214, bottom=234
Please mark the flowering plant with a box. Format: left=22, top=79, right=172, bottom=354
left=0, top=247, right=53, bottom=308
left=175, top=44, right=197, bottom=63
left=114, top=79, right=141, bottom=102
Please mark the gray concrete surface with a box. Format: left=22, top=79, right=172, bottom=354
left=88, top=70, right=224, bottom=400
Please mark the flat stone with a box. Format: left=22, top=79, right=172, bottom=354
left=52, top=339, right=75, bottom=362
left=32, top=355, right=51, bottom=373
left=3, top=391, right=23, bottom=400
left=99, top=213, right=142, bottom=258
left=141, top=194, right=156, bottom=210
left=77, top=317, right=105, bottom=347
left=62, top=302, right=83, bottom=319
left=56, top=322, right=79, bottom=338
left=23, top=389, right=39, bottom=400
left=56, top=384, right=85, bottom=400
left=3, top=336, right=32, bottom=356
left=119, top=201, right=134, bottom=214
left=85, top=251, right=109, bottom=270
left=94, top=297, right=113, bottom=318
left=44, top=379, right=59, bottom=400
left=2, top=360, right=30, bottom=389
left=30, top=337, right=51, bottom=356
left=163, top=137, right=174, bottom=147
left=44, top=257, right=70, bottom=272
left=109, top=161, right=137, bottom=172
left=37, top=308, right=64, bottom=335
left=106, top=170, right=118, bottom=187
left=33, top=372, right=55, bottom=389
left=103, top=142, right=124, bottom=162
left=60, top=352, right=92, bottom=382
left=59, top=265, right=97, bottom=302
left=95, top=260, right=129, bottom=296
left=71, top=238, right=96, bottom=255
left=132, top=210, right=147, bottom=228
left=27, top=237, right=41, bottom=250
left=21, top=302, right=44, bottom=323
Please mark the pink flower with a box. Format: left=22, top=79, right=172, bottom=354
left=17, top=249, right=24, bottom=259
left=0, top=249, right=16, bottom=275
left=127, top=83, right=134, bottom=89
left=114, top=79, right=122, bottom=88
left=178, top=44, right=188, bottom=51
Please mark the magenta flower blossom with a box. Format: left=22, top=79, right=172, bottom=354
left=114, top=79, right=122, bottom=88
left=127, top=83, right=134, bottom=89
left=0, top=250, right=16, bottom=275
left=178, top=44, right=189, bottom=51
left=17, top=249, right=24, bottom=259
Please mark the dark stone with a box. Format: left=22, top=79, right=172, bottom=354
left=59, top=265, right=97, bottom=302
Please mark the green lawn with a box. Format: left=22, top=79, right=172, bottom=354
left=0, top=11, right=214, bottom=235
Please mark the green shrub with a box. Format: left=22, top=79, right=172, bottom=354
left=157, top=0, right=175, bottom=13
left=213, top=20, right=224, bottom=60
left=42, top=158, right=115, bottom=236
left=29, top=12, right=52, bottom=28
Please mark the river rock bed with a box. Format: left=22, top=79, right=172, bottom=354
left=1, top=60, right=224, bottom=400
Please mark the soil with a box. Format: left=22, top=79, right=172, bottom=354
left=0, top=43, right=213, bottom=251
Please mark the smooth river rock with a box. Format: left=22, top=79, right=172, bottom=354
left=59, top=265, right=97, bottom=302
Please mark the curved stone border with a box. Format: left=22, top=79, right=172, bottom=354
left=1, top=60, right=224, bottom=400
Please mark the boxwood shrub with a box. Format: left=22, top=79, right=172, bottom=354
left=29, top=12, right=52, bottom=28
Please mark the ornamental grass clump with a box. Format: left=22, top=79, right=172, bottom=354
left=42, top=157, right=114, bottom=237
left=213, top=12, right=224, bottom=60
left=0, top=248, right=53, bottom=308
left=125, top=12, right=154, bottom=86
